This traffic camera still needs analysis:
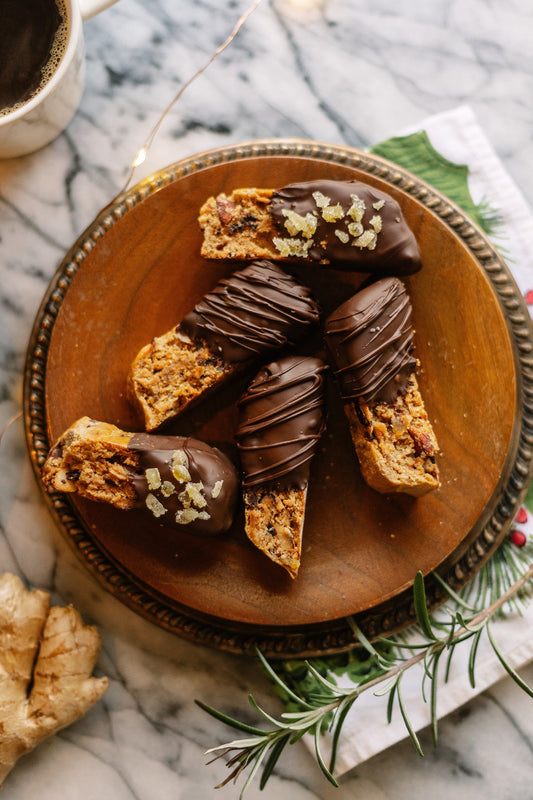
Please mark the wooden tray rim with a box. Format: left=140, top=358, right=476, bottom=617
left=23, top=138, right=533, bottom=658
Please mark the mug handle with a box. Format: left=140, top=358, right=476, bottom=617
left=79, top=0, right=120, bottom=21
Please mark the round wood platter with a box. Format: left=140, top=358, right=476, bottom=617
left=24, top=140, right=533, bottom=657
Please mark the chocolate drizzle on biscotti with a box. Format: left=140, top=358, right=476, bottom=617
left=236, top=356, right=326, bottom=490
left=180, top=260, right=320, bottom=363
left=324, top=277, right=417, bottom=404
left=269, top=179, right=422, bottom=274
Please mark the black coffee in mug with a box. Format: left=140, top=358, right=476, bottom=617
left=0, top=0, right=69, bottom=115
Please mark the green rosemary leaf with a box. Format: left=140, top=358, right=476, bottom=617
left=348, top=618, right=396, bottom=669
left=304, top=661, right=346, bottom=694
left=314, top=723, right=339, bottom=787
left=450, top=629, right=482, bottom=647
left=428, top=616, right=456, bottom=634
left=195, top=699, right=266, bottom=736
left=373, top=675, right=399, bottom=697
left=413, top=571, right=437, bottom=641
left=467, top=628, right=484, bottom=688
left=486, top=621, right=533, bottom=698
left=289, top=728, right=309, bottom=744
left=379, top=638, right=428, bottom=652
left=255, top=647, right=314, bottom=710
left=259, top=734, right=290, bottom=791
left=432, top=571, right=477, bottom=611
left=430, top=649, right=443, bottom=748
left=248, top=695, right=291, bottom=729
left=205, top=736, right=266, bottom=753
left=453, top=610, right=473, bottom=631
left=346, top=617, right=375, bottom=653
left=444, top=612, right=457, bottom=647
left=444, top=635, right=456, bottom=683
left=386, top=676, right=399, bottom=724
left=239, top=742, right=270, bottom=798
left=329, top=695, right=358, bottom=774
left=420, top=653, right=430, bottom=704
left=281, top=708, right=329, bottom=731
left=396, top=675, right=424, bottom=757
left=493, top=556, right=503, bottom=610
left=499, top=543, right=532, bottom=612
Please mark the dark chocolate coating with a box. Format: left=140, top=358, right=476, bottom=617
left=180, top=260, right=320, bottom=363
left=129, top=433, right=238, bottom=535
left=236, top=356, right=326, bottom=490
left=324, top=277, right=417, bottom=404
left=270, top=179, right=422, bottom=274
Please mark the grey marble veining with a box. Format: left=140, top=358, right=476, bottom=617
left=1, top=0, right=533, bottom=797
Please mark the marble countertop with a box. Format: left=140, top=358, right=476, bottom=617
left=1, top=0, right=533, bottom=797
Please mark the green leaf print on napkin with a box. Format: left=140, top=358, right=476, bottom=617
left=371, top=130, right=501, bottom=235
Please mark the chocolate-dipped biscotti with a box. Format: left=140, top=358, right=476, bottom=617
left=324, top=277, right=439, bottom=496
left=199, top=179, right=421, bottom=275
left=42, top=417, right=239, bottom=535
left=236, top=356, right=326, bottom=578
left=128, top=260, right=320, bottom=430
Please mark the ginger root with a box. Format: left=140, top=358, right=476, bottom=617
left=0, top=573, right=108, bottom=785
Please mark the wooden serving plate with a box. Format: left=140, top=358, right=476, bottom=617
left=24, top=140, right=533, bottom=657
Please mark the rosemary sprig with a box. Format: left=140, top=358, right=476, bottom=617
left=197, top=560, right=533, bottom=796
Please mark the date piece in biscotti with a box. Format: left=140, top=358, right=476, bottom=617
left=236, top=356, right=326, bottom=578
left=128, top=260, right=321, bottom=430
left=199, top=179, right=421, bottom=275
left=42, top=416, right=239, bottom=535
left=325, top=277, right=439, bottom=497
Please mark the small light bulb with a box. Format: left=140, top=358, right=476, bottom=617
left=132, top=148, right=147, bottom=168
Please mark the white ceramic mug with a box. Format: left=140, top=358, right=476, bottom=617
left=0, top=0, right=119, bottom=159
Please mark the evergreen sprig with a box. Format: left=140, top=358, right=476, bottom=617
left=197, top=545, right=533, bottom=797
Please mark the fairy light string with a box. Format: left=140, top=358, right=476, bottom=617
left=0, top=411, right=22, bottom=447
left=121, top=0, right=264, bottom=193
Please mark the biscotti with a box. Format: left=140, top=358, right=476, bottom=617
left=324, top=277, right=439, bottom=496
left=236, top=356, right=326, bottom=578
left=42, top=416, right=239, bottom=535
left=128, top=260, right=320, bottom=430
left=199, top=179, right=421, bottom=274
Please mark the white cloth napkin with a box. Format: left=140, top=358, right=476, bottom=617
left=409, top=105, right=533, bottom=292
left=330, top=105, right=533, bottom=775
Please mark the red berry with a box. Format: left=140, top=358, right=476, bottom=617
left=510, top=529, right=527, bottom=547
left=526, top=290, right=533, bottom=305
left=515, top=507, right=528, bottom=524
